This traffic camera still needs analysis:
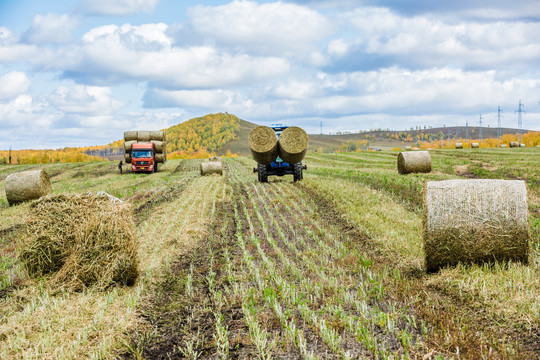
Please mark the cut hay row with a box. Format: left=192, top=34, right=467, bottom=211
left=423, top=179, right=529, bottom=272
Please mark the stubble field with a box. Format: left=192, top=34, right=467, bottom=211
left=0, top=148, right=539, bottom=359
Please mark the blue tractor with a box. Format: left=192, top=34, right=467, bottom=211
left=253, top=124, right=307, bottom=183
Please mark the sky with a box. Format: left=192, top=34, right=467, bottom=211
left=0, top=0, right=539, bottom=149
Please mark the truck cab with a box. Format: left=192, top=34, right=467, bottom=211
left=131, top=142, right=157, bottom=173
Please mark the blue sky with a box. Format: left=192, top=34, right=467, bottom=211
left=0, top=0, right=539, bottom=149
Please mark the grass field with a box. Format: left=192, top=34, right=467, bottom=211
left=0, top=148, right=539, bottom=359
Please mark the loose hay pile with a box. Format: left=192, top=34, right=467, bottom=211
left=5, top=170, right=51, bottom=205
left=278, top=126, right=309, bottom=165
left=249, top=126, right=278, bottom=165
left=423, top=179, right=530, bottom=272
left=19, top=192, right=139, bottom=290
left=397, top=151, right=431, bottom=174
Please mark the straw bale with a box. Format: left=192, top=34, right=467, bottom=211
left=155, top=153, right=166, bottom=163
left=150, top=131, right=165, bottom=142
left=124, top=140, right=136, bottom=152
left=471, top=142, right=479, bottom=148
left=405, top=146, right=412, bottom=150
left=200, top=162, right=223, bottom=176
left=501, top=144, right=507, bottom=148
left=137, top=131, right=151, bottom=142
left=249, top=126, right=278, bottom=165
left=124, top=153, right=132, bottom=164
left=124, top=131, right=138, bottom=141
left=520, top=144, right=526, bottom=147
left=455, top=143, right=463, bottom=149
left=397, top=151, right=431, bottom=175
left=5, top=170, right=51, bottom=205
left=150, top=140, right=165, bottom=153
left=423, top=179, right=529, bottom=272
left=208, top=156, right=222, bottom=162
left=19, top=192, right=139, bottom=290
left=278, top=126, right=309, bottom=165
left=510, top=141, right=519, bottom=147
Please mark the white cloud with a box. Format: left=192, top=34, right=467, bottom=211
left=22, top=13, right=78, bottom=45
left=81, top=0, right=159, bottom=16
left=0, top=71, right=31, bottom=100
left=327, top=38, right=349, bottom=57
left=48, top=85, right=124, bottom=115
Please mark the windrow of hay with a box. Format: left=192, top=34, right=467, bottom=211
left=423, top=179, right=530, bottom=272
left=5, top=170, right=51, bottom=205
left=278, top=126, right=309, bottom=165
left=455, top=143, right=463, bottom=149
left=471, top=142, right=479, bottom=148
left=397, top=151, right=431, bottom=174
left=19, top=192, right=139, bottom=290
left=248, top=126, right=279, bottom=165
left=200, top=161, right=223, bottom=176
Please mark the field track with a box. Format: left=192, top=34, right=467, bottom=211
left=0, top=148, right=539, bottom=359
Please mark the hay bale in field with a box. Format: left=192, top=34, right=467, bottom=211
left=278, top=126, right=309, bottom=165
left=471, top=142, right=479, bottom=148
left=5, top=170, right=51, bottom=205
left=150, top=140, right=165, bottom=153
left=423, top=179, right=530, bottom=272
left=249, top=126, right=278, bottom=165
left=155, top=153, right=166, bottom=163
left=510, top=141, right=519, bottom=148
left=397, top=151, right=431, bottom=175
left=405, top=146, right=412, bottom=150
left=200, top=161, right=223, bottom=176
left=149, top=131, right=165, bottom=142
left=19, top=192, right=139, bottom=290
left=455, top=143, right=463, bottom=149
left=209, top=156, right=221, bottom=162
left=501, top=144, right=507, bottom=148
left=520, top=144, right=526, bottom=147
left=124, top=153, right=132, bottom=164
left=137, top=131, right=151, bottom=142
left=124, top=140, right=137, bottom=152
left=124, top=131, right=138, bottom=141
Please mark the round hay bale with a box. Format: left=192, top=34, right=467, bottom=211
left=278, top=126, right=309, bottom=165
left=137, top=131, right=151, bottom=142
left=155, top=153, right=166, bottom=163
left=471, top=142, right=479, bottom=148
left=423, top=179, right=530, bottom=272
left=455, top=143, right=463, bottom=149
left=19, top=192, right=139, bottom=290
left=397, top=151, right=431, bottom=175
left=124, top=153, right=132, bottom=164
left=249, top=126, right=278, bottom=165
left=208, top=156, right=221, bottom=162
left=150, top=131, right=165, bottom=141
left=200, top=161, right=223, bottom=176
left=124, top=140, right=136, bottom=152
left=501, top=144, right=507, bottom=148
left=405, top=146, right=412, bottom=150
left=150, top=140, right=165, bottom=153
left=520, top=143, right=526, bottom=147
left=510, top=141, right=519, bottom=148
left=5, top=170, right=51, bottom=205
left=124, top=131, right=138, bottom=141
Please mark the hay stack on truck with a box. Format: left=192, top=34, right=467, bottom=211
left=249, top=124, right=308, bottom=183
left=124, top=130, right=166, bottom=173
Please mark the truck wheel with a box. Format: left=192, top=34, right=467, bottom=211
left=293, top=163, right=303, bottom=182
left=258, top=163, right=268, bottom=183
left=154, top=163, right=158, bottom=173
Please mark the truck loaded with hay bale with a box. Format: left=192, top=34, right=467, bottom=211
left=124, top=130, right=166, bottom=173
left=249, top=124, right=308, bottom=182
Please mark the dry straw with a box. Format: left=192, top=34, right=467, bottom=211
left=19, top=192, right=139, bottom=290
left=124, top=131, right=138, bottom=141
left=155, top=153, right=166, bottom=163
left=150, top=140, right=165, bottom=153
left=150, top=130, right=165, bottom=142
left=5, top=170, right=51, bottom=205
left=455, top=143, right=463, bottom=149
left=200, top=162, right=223, bottom=176
left=249, top=126, right=278, bottom=165
left=423, top=179, right=529, bottom=272
left=278, top=126, right=309, bottom=165
left=397, top=151, right=431, bottom=175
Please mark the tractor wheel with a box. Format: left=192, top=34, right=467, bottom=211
left=293, top=163, right=303, bottom=182
left=258, top=163, right=268, bottom=183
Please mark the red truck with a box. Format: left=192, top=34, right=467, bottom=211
left=130, top=142, right=158, bottom=173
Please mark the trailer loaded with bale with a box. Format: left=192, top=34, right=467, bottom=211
left=249, top=125, right=308, bottom=182
left=124, top=130, right=166, bottom=173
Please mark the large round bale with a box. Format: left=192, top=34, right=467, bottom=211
left=209, top=156, right=221, bottom=162
left=501, top=144, right=508, bottom=148
left=278, top=126, right=309, bottom=165
left=249, top=126, right=278, bottom=165
left=471, top=142, right=479, bottom=148
left=510, top=141, right=519, bottom=148
left=124, top=153, right=132, bottom=164
left=137, top=131, right=151, bottom=142
left=455, top=143, right=463, bottom=149
left=19, top=192, right=139, bottom=290
left=150, top=131, right=165, bottom=142
left=150, top=140, right=165, bottom=153
left=124, top=140, right=137, bottom=153
left=5, top=170, right=51, bottom=205
left=155, top=153, right=166, bottom=163
left=405, top=146, right=412, bottom=150
left=124, top=131, right=138, bottom=141
left=423, top=179, right=529, bottom=272
left=200, top=161, right=223, bottom=176
left=397, top=151, right=431, bottom=175
left=520, top=143, right=526, bottom=147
